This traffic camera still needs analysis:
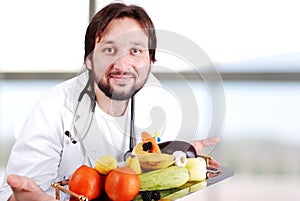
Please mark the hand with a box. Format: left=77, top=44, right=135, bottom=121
left=7, top=174, right=58, bottom=201
left=191, top=136, right=219, bottom=154
left=191, top=136, right=220, bottom=169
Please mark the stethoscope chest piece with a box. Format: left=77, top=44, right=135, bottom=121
left=123, top=150, right=132, bottom=161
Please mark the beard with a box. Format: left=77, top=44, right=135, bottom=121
left=97, top=71, right=149, bottom=101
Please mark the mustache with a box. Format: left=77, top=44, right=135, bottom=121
left=106, top=70, right=136, bottom=78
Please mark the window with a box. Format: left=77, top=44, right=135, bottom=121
left=0, top=0, right=89, bottom=72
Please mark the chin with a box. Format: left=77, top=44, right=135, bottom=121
left=109, top=89, right=134, bottom=101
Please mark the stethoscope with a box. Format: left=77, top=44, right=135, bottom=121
left=64, top=70, right=136, bottom=161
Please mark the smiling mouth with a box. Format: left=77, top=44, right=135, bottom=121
left=109, top=74, right=135, bottom=86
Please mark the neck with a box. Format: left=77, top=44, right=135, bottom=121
left=94, top=82, right=129, bottom=117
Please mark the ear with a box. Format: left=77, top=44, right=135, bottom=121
left=150, top=60, right=154, bottom=70
left=85, top=55, right=92, bottom=70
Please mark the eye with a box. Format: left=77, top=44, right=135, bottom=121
left=130, top=48, right=143, bottom=56
left=103, top=47, right=116, bottom=55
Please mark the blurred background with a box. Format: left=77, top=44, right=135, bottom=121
left=1, top=0, right=299, bottom=200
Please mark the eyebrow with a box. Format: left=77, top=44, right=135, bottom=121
left=130, top=41, right=148, bottom=48
left=101, top=40, right=148, bottom=48
left=100, top=40, right=115, bottom=46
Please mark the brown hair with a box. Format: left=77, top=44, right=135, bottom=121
left=84, top=2, right=157, bottom=62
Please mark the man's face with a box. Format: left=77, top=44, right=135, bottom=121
left=88, top=17, right=152, bottom=101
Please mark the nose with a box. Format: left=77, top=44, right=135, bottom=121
left=113, top=52, right=132, bottom=71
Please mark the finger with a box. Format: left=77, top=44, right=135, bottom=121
left=208, top=158, right=221, bottom=169
left=198, top=136, right=220, bottom=147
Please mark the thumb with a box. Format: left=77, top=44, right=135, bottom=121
left=7, top=174, right=37, bottom=191
left=191, top=136, right=220, bottom=155
left=7, top=174, right=58, bottom=201
left=200, top=136, right=220, bottom=147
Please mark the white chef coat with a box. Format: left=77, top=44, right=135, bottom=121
left=0, top=69, right=183, bottom=200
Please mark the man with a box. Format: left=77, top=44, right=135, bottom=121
left=0, top=3, right=219, bottom=200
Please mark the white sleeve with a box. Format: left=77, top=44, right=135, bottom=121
left=0, top=97, right=67, bottom=198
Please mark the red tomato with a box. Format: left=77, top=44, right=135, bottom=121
left=105, top=167, right=140, bottom=201
left=69, top=165, right=103, bottom=200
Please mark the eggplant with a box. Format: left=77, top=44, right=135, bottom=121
left=158, top=141, right=197, bottom=158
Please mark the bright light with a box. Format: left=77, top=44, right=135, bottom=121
left=141, top=0, right=300, bottom=63
left=0, top=0, right=89, bottom=72
left=1, top=0, right=300, bottom=72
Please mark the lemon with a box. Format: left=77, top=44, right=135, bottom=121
left=125, top=155, right=142, bottom=174
left=95, top=155, right=118, bottom=175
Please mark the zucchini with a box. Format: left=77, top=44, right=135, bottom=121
left=139, top=166, right=189, bottom=191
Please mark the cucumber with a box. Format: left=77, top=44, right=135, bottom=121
left=139, top=166, right=189, bottom=191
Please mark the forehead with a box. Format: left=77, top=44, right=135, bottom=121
left=98, top=17, right=148, bottom=46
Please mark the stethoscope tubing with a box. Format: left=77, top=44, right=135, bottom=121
left=65, top=71, right=136, bottom=161
left=124, top=95, right=135, bottom=161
